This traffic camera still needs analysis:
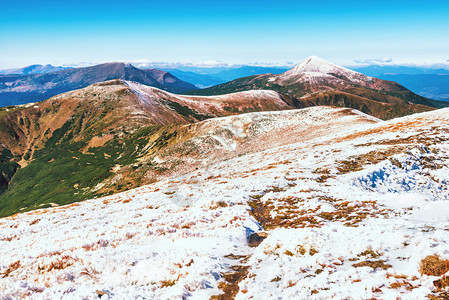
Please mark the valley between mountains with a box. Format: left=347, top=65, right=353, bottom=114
left=1, top=56, right=449, bottom=299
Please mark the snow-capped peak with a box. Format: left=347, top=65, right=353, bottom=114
left=279, top=56, right=370, bottom=84
left=283, top=56, right=361, bottom=76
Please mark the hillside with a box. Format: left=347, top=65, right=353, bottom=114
left=1, top=106, right=449, bottom=298
left=377, top=74, right=449, bottom=102
left=190, top=56, right=448, bottom=119
left=0, top=80, right=292, bottom=217
left=349, top=65, right=449, bottom=102
left=0, top=63, right=197, bottom=106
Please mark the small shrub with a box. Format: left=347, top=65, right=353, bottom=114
left=420, top=255, right=449, bottom=276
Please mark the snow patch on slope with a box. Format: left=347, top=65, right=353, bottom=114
left=1, top=107, right=449, bottom=299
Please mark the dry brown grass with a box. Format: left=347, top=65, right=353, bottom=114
left=224, top=254, right=250, bottom=263
left=36, top=251, right=62, bottom=258
left=420, top=255, right=449, bottom=292
left=336, top=129, right=449, bottom=176
left=160, top=279, right=177, bottom=288
left=209, top=201, right=229, bottom=209
left=80, top=266, right=100, bottom=278
left=212, top=252, right=251, bottom=300
left=0, top=234, right=16, bottom=241
left=38, top=255, right=76, bottom=272
left=336, top=146, right=406, bottom=174
left=248, top=197, right=322, bottom=229
left=248, top=232, right=268, bottom=247
left=313, top=167, right=335, bottom=183
left=82, top=243, right=94, bottom=251
left=212, top=265, right=250, bottom=300
left=309, top=246, right=319, bottom=256
left=249, top=192, right=388, bottom=230
left=1, top=260, right=21, bottom=278
left=352, top=260, right=391, bottom=270
left=433, top=277, right=449, bottom=291
left=297, top=245, right=307, bottom=255
left=358, top=249, right=381, bottom=259
left=29, top=218, right=40, bottom=225
left=389, top=281, right=415, bottom=291
left=420, top=255, right=449, bottom=277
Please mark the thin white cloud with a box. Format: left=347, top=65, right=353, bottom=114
left=352, top=58, right=394, bottom=65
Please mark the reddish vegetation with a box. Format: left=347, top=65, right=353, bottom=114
left=352, top=260, right=391, bottom=270
left=1, top=261, right=21, bottom=278
left=38, top=255, right=77, bottom=272
left=29, top=218, right=40, bottom=225
left=249, top=194, right=388, bottom=230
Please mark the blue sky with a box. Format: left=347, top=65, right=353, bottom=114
left=1, top=0, right=449, bottom=68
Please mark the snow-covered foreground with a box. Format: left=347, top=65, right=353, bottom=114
left=1, top=107, right=449, bottom=299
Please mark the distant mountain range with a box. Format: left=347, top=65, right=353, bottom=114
left=158, top=69, right=224, bottom=89
left=349, top=66, right=449, bottom=101
left=157, top=66, right=290, bottom=88
left=351, top=65, right=449, bottom=76
left=2, top=62, right=449, bottom=104
left=0, top=64, right=70, bottom=75
left=377, top=74, right=449, bottom=101
left=0, top=63, right=197, bottom=106
left=189, top=56, right=448, bottom=119
left=162, top=64, right=449, bottom=101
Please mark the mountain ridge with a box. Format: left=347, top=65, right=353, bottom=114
left=0, top=79, right=293, bottom=216
left=0, top=63, right=198, bottom=106
left=189, top=56, right=449, bottom=119
left=0, top=64, right=70, bottom=75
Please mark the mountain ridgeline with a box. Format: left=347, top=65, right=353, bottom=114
left=0, top=80, right=293, bottom=217
left=0, top=64, right=70, bottom=75
left=189, top=56, right=449, bottom=119
left=0, top=62, right=198, bottom=106
left=0, top=56, right=448, bottom=217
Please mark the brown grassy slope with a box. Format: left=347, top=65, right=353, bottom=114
left=0, top=79, right=292, bottom=162
left=188, top=65, right=446, bottom=120
left=300, top=91, right=434, bottom=120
